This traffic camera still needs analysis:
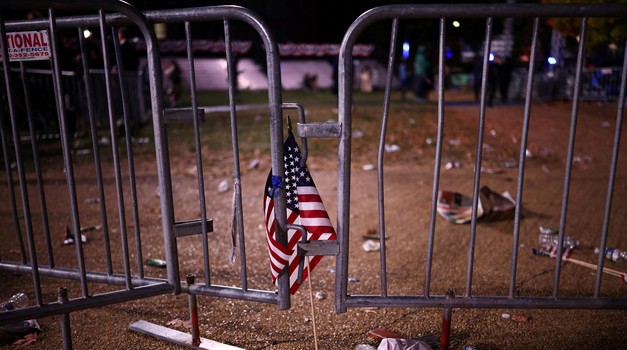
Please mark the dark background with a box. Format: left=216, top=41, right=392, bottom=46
left=126, top=0, right=507, bottom=43
left=1, top=0, right=554, bottom=68
left=120, top=0, right=526, bottom=68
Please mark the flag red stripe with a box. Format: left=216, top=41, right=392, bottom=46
left=287, top=228, right=303, bottom=250
left=299, top=194, right=323, bottom=202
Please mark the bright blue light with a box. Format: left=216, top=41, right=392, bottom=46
left=445, top=47, right=453, bottom=59
left=489, top=53, right=494, bottom=62
left=402, top=42, right=410, bottom=59
left=548, top=56, right=557, bottom=65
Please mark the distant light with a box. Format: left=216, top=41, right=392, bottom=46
left=489, top=53, right=495, bottom=62
left=83, top=29, right=92, bottom=39
left=453, top=21, right=460, bottom=28
left=445, top=47, right=453, bottom=59
left=548, top=56, right=557, bottom=65
left=402, top=41, right=410, bottom=60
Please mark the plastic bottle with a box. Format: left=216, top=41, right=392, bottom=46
left=538, top=233, right=580, bottom=250
left=0, top=293, right=39, bottom=334
left=595, top=247, right=627, bottom=264
left=0, top=292, right=29, bottom=312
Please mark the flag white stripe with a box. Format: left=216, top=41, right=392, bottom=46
left=264, top=198, right=274, bottom=231
left=299, top=217, right=333, bottom=227
left=289, top=267, right=298, bottom=287
left=316, top=233, right=334, bottom=241
left=267, top=241, right=291, bottom=261
left=299, top=202, right=326, bottom=211
left=297, top=186, right=320, bottom=195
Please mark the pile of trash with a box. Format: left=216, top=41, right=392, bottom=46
left=436, top=186, right=516, bottom=224
left=531, top=226, right=627, bottom=283
left=0, top=293, right=41, bottom=346
left=355, top=328, right=440, bottom=350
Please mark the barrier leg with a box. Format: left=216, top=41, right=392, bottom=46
left=440, top=289, right=454, bottom=350
left=187, top=274, right=200, bottom=347
left=58, top=287, right=72, bottom=350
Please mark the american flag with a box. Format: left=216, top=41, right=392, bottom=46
left=263, top=130, right=336, bottom=294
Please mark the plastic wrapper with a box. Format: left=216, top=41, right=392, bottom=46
left=378, top=338, right=433, bottom=350
left=436, top=186, right=516, bottom=224
left=0, top=319, right=40, bottom=335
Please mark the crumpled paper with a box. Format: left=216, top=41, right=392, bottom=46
left=378, top=338, right=433, bottom=350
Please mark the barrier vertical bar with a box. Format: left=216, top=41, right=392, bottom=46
left=224, top=19, right=248, bottom=290
left=554, top=18, right=587, bottom=297
left=376, top=17, right=399, bottom=297
left=336, top=19, right=355, bottom=314
left=19, top=61, right=55, bottom=268
left=258, top=15, right=289, bottom=310
left=98, top=10, right=132, bottom=289
left=185, top=21, right=212, bottom=286
left=111, top=26, right=144, bottom=279
left=425, top=17, right=447, bottom=297
left=48, top=8, right=88, bottom=297
left=466, top=17, right=492, bottom=298
left=77, top=26, right=113, bottom=275
left=509, top=17, right=540, bottom=298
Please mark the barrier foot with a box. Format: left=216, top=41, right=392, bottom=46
left=440, top=289, right=455, bottom=350
left=129, top=320, right=244, bottom=350
left=58, top=287, right=73, bottom=350
left=187, top=274, right=201, bottom=346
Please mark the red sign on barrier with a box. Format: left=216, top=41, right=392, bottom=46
left=0, top=31, right=50, bottom=61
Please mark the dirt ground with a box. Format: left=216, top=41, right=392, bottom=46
left=1, top=98, right=627, bottom=349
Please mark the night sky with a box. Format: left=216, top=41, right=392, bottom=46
left=114, top=0, right=525, bottom=67
left=3, top=0, right=542, bottom=66
left=125, top=0, right=508, bottom=44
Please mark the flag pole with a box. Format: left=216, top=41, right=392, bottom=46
left=291, top=113, right=318, bottom=347
left=306, top=256, right=319, bottom=350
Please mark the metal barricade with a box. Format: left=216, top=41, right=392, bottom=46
left=2, top=1, right=627, bottom=348
left=0, top=1, right=291, bottom=347
left=0, top=0, right=172, bottom=335
left=334, top=3, right=627, bottom=315
left=138, top=5, right=291, bottom=308
left=580, top=66, right=624, bottom=102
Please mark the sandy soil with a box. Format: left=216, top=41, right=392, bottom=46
left=1, top=100, right=626, bottom=349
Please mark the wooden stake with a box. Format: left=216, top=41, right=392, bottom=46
left=306, top=257, right=319, bottom=350
left=563, top=256, right=627, bottom=282
left=534, top=248, right=627, bottom=283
